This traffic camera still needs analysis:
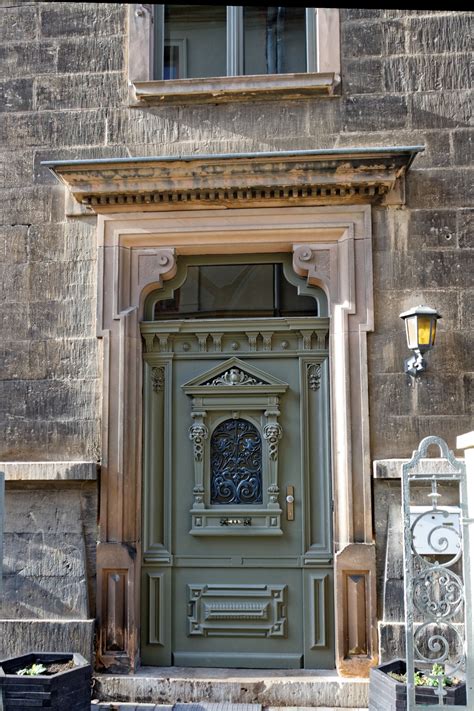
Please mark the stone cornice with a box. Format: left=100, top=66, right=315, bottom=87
left=43, top=146, right=424, bottom=212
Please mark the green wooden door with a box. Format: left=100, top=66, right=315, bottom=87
left=141, top=261, right=334, bottom=668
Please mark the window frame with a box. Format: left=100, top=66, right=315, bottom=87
left=128, top=4, right=340, bottom=105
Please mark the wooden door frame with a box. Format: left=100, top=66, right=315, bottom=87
left=95, top=205, right=377, bottom=676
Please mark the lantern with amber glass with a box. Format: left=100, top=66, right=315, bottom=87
left=399, top=305, right=442, bottom=377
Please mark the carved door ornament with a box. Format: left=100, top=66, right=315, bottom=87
left=182, top=357, right=288, bottom=536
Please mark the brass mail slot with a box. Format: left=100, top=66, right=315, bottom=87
left=220, top=517, right=252, bottom=527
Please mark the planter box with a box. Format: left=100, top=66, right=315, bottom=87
left=0, top=652, right=91, bottom=711
left=369, top=659, right=467, bottom=710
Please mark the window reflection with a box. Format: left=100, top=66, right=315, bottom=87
left=244, top=7, right=307, bottom=75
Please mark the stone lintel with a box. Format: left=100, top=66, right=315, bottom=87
left=373, top=457, right=465, bottom=479
left=43, top=147, right=423, bottom=212
left=0, top=461, right=98, bottom=481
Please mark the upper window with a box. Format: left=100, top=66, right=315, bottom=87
left=128, top=5, right=340, bottom=104
left=154, top=5, right=309, bottom=80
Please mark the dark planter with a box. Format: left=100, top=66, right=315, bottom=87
left=369, top=659, right=467, bottom=710
left=0, top=652, right=91, bottom=711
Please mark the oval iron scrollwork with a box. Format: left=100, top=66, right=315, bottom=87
left=211, top=418, right=262, bottom=505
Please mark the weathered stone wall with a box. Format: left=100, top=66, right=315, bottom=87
left=0, top=3, right=472, bottom=660
left=1, top=5, right=471, bottom=461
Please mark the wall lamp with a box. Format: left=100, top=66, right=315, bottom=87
left=399, top=305, right=442, bottom=377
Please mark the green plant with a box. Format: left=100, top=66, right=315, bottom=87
left=16, top=663, right=47, bottom=676
left=388, top=663, right=460, bottom=688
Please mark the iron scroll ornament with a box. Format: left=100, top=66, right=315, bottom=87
left=210, top=418, right=263, bottom=505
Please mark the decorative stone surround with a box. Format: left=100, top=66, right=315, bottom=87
left=44, top=145, right=423, bottom=676
left=43, top=147, right=423, bottom=212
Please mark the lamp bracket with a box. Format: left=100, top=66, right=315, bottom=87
left=404, top=350, right=427, bottom=378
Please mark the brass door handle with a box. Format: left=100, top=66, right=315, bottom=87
left=286, top=485, right=295, bottom=521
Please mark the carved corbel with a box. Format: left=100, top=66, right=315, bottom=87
left=264, top=404, right=282, bottom=512
left=292, top=244, right=332, bottom=295
left=189, top=422, right=208, bottom=462
left=189, top=412, right=208, bottom=510
left=263, top=423, right=283, bottom=461
left=136, top=248, right=177, bottom=298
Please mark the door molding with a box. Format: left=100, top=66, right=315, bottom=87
left=95, top=205, right=376, bottom=675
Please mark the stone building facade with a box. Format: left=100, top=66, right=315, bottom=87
left=0, top=4, right=472, bottom=678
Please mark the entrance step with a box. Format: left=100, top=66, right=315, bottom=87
left=92, top=706, right=367, bottom=711
left=93, top=668, right=369, bottom=709
left=92, top=705, right=260, bottom=711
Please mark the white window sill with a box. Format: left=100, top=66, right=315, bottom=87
left=130, top=72, right=340, bottom=106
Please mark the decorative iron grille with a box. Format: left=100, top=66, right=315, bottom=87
left=210, top=418, right=262, bottom=505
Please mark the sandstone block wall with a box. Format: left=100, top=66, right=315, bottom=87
left=0, top=3, right=472, bottom=657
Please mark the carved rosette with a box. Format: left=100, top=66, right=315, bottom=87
left=189, top=423, right=209, bottom=462
left=307, top=363, right=322, bottom=391
left=151, top=366, right=165, bottom=392
left=263, top=423, right=283, bottom=461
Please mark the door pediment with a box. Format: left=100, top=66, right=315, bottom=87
left=182, top=357, right=288, bottom=397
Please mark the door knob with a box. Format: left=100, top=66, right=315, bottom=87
left=286, top=486, right=295, bottom=521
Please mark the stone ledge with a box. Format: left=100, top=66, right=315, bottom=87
left=131, top=72, right=340, bottom=105
left=373, top=458, right=464, bottom=479
left=0, top=461, right=98, bottom=481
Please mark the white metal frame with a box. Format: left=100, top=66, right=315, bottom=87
left=402, top=435, right=473, bottom=710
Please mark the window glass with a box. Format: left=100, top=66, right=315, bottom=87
left=154, top=263, right=318, bottom=319
left=243, top=6, right=306, bottom=75
left=164, top=4, right=227, bottom=79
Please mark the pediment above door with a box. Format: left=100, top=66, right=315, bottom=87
left=182, top=357, right=288, bottom=396
left=43, top=146, right=423, bottom=212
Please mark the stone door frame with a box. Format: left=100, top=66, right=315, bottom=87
left=95, top=204, right=377, bottom=676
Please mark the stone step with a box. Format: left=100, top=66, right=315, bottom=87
left=93, top=668, right=369, bottom=709
left=91, top=706, right=367, bottom=711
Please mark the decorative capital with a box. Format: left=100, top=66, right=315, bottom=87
left=263, top=423, right=283, bottom=461
left=189, top=423, right=209, bottom=462
left=151, top=366, right=165, bottom=392
left=307, top=363, right=322, bottom=391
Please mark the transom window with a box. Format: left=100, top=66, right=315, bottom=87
left=154, top=263, right=319, bottom=319
left=154, top=5, right=316, bottom=80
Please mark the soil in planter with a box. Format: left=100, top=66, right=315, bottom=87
left=36, top=659, right=76, bottom=675
left=12, top=656, right=77, bottom=676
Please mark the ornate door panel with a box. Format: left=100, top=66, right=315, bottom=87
left=140, top=259, right=333, bottom=667
left=141, top=316, right=334, bottom=668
